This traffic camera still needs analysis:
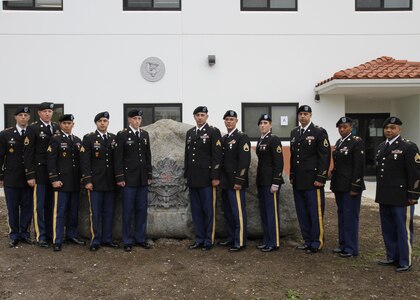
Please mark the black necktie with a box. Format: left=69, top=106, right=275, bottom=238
left=21, top=129, right=25, bottom=136
left=196, top=129, right=200, bottom=136
left=300, top=128, right=304, bottom=136
left=103, top=134, right=108, bottom=143
left=135, top=131, right=139, bottom=138
left=46, top=124, right=52, bottom=134
left=385, top=142, right=390, bottom=149
left=69, top=135, right=73, bottom=142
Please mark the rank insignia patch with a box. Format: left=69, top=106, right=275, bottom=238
left=24, top=137, right=30, bottom=145
left=216, top=140, right=221, bottom=147
left=323, top=139, right=329, bottom=147
left=276, top=145, right=282, bottom=153
left=47, top=146, right=52, bottom=152
left=415, top=153, right=420, bottom=163
left=244, top=144, right=250, bottom=152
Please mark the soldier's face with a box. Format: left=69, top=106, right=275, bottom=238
left=60, top=121, right=74, bottom=134
left=14, top=113, right=30, bottom=128
left=194, top=113, right=208, bottom=127
left=298, top=112, right=312, bottom=127
left=383, top=124, right=401, bottom=140
left=38, top=109, right=53, bottom=123
left=338, top=123, right=352, bottom=138
left=224, top=117, right=238, bottom=132
left=96, top=118, right=109, bottom=133
left=259, top=120, right=272, bottom=135
left=128, top=116, right=142, bottom=129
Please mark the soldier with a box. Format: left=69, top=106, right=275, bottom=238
left=330, top=117, right=365, bottom=258
left=80, top=112, right=119, bottom=251
left=0, top=106, right=33, bottom=247
left=255, top=114, right=284, bottom=252
left=47, top=114, right=85, bottom=251
left=184, top=106, right=222, bottom=251
left=375, top=117, right=419, bottom=272
left=114, top=109, right=152, bottom=252
left=24, top=102, right=59, bottom=248
left=290, top=105, right=330, bottom=254
left=218, top=110, right=251, bottom=252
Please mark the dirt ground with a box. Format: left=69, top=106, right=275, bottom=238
left=0, top=195, right=419, bottom=300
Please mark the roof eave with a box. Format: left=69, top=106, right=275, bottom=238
left=314, top=79, right=420, bottom=94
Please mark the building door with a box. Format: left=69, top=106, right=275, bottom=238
left=346, top=113, right=390, bottom=176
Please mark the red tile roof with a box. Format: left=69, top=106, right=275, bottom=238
left=316, top=56, right=420, bottom=87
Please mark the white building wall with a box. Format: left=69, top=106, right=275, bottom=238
left=391, top=95, right=420, bottom=145
left=1, top=0, right=420, bottom=137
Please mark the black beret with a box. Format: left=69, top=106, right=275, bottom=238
left=59, top=114, right=74, bottom=122
left=383, top=116, right=402, bottom=128
left=15, top=106, right=30, bottom=115
left=297, top=105, right=312, bottom=114
left=223, top=110, right=237, bottom=119
left=193, top=106, right=208, bottom=115
left=128, top=109, right=143, bottom=118
left=336, top=116, right=353, bottom=127
left=258, top=114, right=272, bottom=125
left=94, top=111, right=110, bottom=123
left=38, top=102, right=54, bottom=111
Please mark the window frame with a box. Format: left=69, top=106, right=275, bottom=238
left=123, top=103, right=182, bottom=128
left=4, top=103, right=64, bottom=128
left=123, top=0, right=181, bottom=11
left=2, top=0, right=63, bottom=11
left=241, top=0, right=298, bottom=11
left=355, top=0, right=412, bottom=11
left=242, top=102, right=298, bottom=141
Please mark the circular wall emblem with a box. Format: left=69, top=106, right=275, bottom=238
left=141, top=57, right=165, bottom=82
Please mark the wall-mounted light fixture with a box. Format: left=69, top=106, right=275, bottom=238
left=208, top=55, right=216, bottom=66
left=314, top=93, right=320, bottom=102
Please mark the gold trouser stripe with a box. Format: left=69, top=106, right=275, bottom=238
left=235, top=190, right=244, bottom=247
left=406, top=207, right=412, bottom=266
left=53, top=191, right=58, bottom=244
left=33, top=184, right=40, bottom=241
left=273, top=192, right=280, bottom=247
left=211, top=187, right=216, bottom=244
left=88, top=191, right=95, bottom=243
left=317, top=189, right=324, bottom=250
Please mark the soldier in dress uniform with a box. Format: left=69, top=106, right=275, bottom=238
left=80, top=112, right=119, bottom=251
left=114, top=109, right=152, bottom=252
left=47, top=114, right=85, bottom=251
left=255, top=114, right=284, bottom=252
left=290, top=105, right=330, bottom=254
left=24, top=102, right=60, bottom=248
left=0, top=106, right=33, bottom=247
left=184, top=106, right=222, bottom=251
left=375, top=117, right=420, bottom=272
left=218, top=110, right=251, bottom=252
left=330, top=117, right=365, bottom=258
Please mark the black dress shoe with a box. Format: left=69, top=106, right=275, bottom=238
left=189, top=242, right=203, bottom=250
left=339, top=252, right=353, bottom=258
left=38, top=240, right=49, bottom=248
left=90, top=244, right=100, bottom=251
left=20, top=237, right=33, bottom=245
left=377, top=259, right=397, bottom=266
left=135, top=242, right=151, bottom=249
left=305, top=247, right=319, bottom=254
left=102, top=241, right=119, bottom=248
left=296, top=244, right=310, bottom=251
left=217, top=240, right=233, bottom=247
left=9, top=239, right=19, bottom=247
left=332, top=248, right=343, bottom=254
left=229, top=246, right=244, bottom=252
left=123, top=244, right=132, bottom=252
left=261, top=246, right=277, bottom=252
left=53, top=244, right=62, bottom=252
left=396, top=265, right=411, bottom=273
left=66, top=237, right=86, bottom=246
left=201, top=245, right=212, bottom=251
left=256, top=244, right=267, bottom=249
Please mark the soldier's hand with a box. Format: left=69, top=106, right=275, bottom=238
left=408, top=199, right=417, bottom=205
left=314, top=181, right=324, bottom=187
left=85, top=183, right=93, bottom=191
left=148, top=179, right=152, bottom=185
left=52, top=181, right=63, bottom=188
left=350, top=191, right=358, bottom=197
left=212, top=179, right=220, bottom=187
left=233, top=184, right=242, bottom=190
left=27, top=179, right=36, bottom=187
left=270, top=184, right=279, bottom=193
left=117, top=181, right=126, bottom=187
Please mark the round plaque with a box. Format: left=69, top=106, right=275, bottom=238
left=140, top=57, right=165, bottom=82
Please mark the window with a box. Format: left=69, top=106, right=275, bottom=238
left=4, top=104, right=64, bottom=128
left=123, top=103, right=182, bottom=127
left=356, top=0, right=412, bottom=11
left=123, top=0, right=181, bottom=10
left=242, top=103, right=298, bottom=141
left=3, top=0, right=63, bottom=10
left=241, top=0, right=297, bottom=11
